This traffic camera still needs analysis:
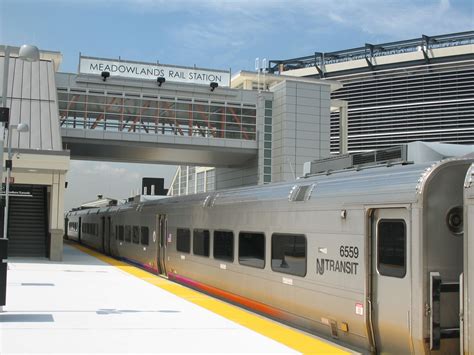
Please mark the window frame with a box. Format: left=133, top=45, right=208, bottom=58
left=238, top=231, right=266, bottom=269
left=271, top=233, right=307, bottom=277
left=213, top=230, right=234, bottom=262
left=377, top=218, right=407, bottom=278
left=193, top=229, right=210, bottom=257
left=118, top=225, right=124, bottom=241
left=176, top=228, right=191, bottom=253
left=140, top=226, right=149, bottom=246
left=132, top=226, right=140, bottom=244
left=124, top=225, right=132, bottom=243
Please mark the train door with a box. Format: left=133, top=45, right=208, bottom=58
left=371, top=208, right=411, bottom=353
left=101, top=217, right=106, bottom=253
left=156, top=214, right=167, bottom=276
left=78, top=217, right=82, bottom=243
left=464, top=164, right=474, bottom=354
left=107, top=217, right=112, bottom=255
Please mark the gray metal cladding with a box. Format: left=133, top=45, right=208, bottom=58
left=0, top=56, right=62, bottom=151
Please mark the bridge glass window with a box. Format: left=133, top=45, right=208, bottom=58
left=377, top=219, right=406, bottom=278
left=141, top=226, right=149, bottom=246
left=132, top=226, right=140, bottom=244
left=118, top=226, right=124, bottom=241
left=271, top=234, right=306, bottom=277
left=177, top=228, right=191, bottom=253
left=213, top=231, right=234, bottom=262
left=125, top=226, right=131, bottom=243
left=239, top=232, right=265, bottom=269
left=193, top=229, right=210, bottom=257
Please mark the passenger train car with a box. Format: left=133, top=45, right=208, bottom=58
left=66, top=157, right=474, bottom=354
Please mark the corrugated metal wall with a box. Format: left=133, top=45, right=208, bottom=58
left=0, top=56, right=62, bottom=151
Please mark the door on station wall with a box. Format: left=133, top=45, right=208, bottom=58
left=0, top=185, right=48, bottom=257
left=156, top=214, right=167, bottom=276
left=371, top=208, right=411, bottom=353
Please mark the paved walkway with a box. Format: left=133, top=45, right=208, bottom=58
left=0, top=243, right=350, bottom=354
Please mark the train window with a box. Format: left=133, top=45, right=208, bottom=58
left=132, top=226, right=140, bottom=244
left=239, top=232, right=265, bottom=269
left=377, top=219, right=406, bottom=278
left=193, top=229, right=210, bottom=257
left=118, top=226, right=124, bottom=241
left=177, top=228, right=191, bottom=253
left=271, top=234, right=306, bottom=277
left=213, top=231, right=233, bottom=262
left=125, top=226, right=132, bottom=243
left=141, top=226, right=149, bottom=246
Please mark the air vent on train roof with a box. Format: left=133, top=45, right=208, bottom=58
left=289, top=184, right=315, bottom=202
left=303, top=145, right=407, bottom=176
left=203, top=194, right=218, bottom=207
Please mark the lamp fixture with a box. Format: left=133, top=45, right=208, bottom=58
left=157, top=77, right=166, bottom=87
left=210, top=82, right=218, bottom=92
left=18, top=45, right=40, bottom=62
left=101, top=71, right=110, bottom=81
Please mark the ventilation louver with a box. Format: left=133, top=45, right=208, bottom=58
left=289, top=184, right=315, bottom=202
left=203, top=194, right=218, bottom=207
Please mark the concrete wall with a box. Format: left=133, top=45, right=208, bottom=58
left=215, top=157, right=259, bottom=190
left=214, top=80, right=333, bottom=187
left=270, top=80, right=331, bottom=182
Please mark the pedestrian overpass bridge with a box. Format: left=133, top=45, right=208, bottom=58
left=56, top=72, right=263, bottom=167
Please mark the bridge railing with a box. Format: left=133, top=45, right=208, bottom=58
left=58, top=90, right=257, bottom=141
left=60, top=117, right=256, bottom=140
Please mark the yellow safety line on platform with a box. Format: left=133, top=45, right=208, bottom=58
left=71, top=242, right=350, bottom=355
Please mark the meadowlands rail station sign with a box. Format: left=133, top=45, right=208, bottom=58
left=79, top=56, right=231, bottom=87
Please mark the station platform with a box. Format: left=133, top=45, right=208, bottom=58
left=0, top=242, right=353, bottom=354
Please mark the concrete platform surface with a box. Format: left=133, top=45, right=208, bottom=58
left=0, top=244, right=350, bottom=354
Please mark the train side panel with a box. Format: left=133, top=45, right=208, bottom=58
left=165, top=199, right=369, bottom=349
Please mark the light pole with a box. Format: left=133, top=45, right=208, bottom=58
left=0, top=44, right=39, bottom=312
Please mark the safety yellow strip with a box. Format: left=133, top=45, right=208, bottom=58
left=71, top=242, right=350, bottom=355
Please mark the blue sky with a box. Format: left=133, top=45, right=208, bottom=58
left=1, top=0, right=473, bottom=209
left=3, top=0, right=473, bottom=74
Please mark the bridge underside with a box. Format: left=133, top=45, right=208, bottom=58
left=62, top=134, right=257, bottom=167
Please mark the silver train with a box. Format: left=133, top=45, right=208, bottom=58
left=66, top=157, right=474, bottom=354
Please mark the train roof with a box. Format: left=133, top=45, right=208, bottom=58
left=67, top=158, right=474, bottom=217
left=156, top=158, right=472, bottom=208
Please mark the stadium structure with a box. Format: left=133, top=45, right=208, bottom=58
left=270, top=31, right=474, bottom=153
